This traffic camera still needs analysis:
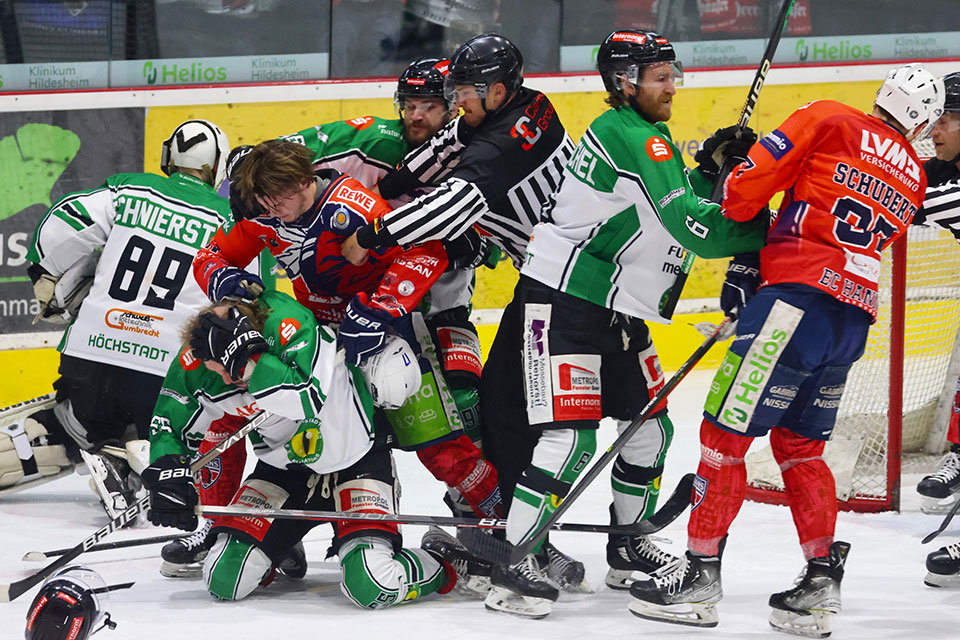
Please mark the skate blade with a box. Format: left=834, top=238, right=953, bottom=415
left=769, top=607, right=833, bottom=638
left=627, top=599, right=719, bottom=628
left=457, top=575, right=492, bottom=599
left=604, top=568, right=635, bottom=591
left=160, top=561, right=203, bottom=579
left=484, top=587, right=552, bottom=619
left=920, top=495, right=958, bottom=515
left=924, top=571, right=960, bottom=588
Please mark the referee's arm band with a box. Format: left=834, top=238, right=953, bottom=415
left=356, top=220, right=396, bottom=249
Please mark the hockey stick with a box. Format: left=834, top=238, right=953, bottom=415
left=660, top=0, right=795, bottom=320
left=0, top=410, right=267, bottom=603
left=508, top=317, right=732, bottom=565
left=22, top=533, right=185, bottom=562
left=922, top=496, right=960, bottom=544
left=198, top=476, right=691, bottom=535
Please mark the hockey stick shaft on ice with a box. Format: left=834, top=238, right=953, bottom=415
left=509, top=318, right=733, bottom=564
left=198, top=476, right=692, bottom=536
left=0, top=410, right=267, bottom=603
left=22, top=533, right=185, bottom=562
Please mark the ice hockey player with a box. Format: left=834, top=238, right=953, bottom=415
left=475, top=29, right=766, bottom=619
left=628, top=63, right=944, bottom=637
left=194, top=138, right=503, bottom=524
left=338, top=32, right=595, bottom=596
left=142, top=288, right=482, bottom=605
left=915, top=70, right=960, bottom=517
left=6, top=120, right=232, bottom=520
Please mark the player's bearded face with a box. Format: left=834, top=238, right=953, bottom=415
left=931, top=112, right=960, bottom=163
left=402, top=97, right=452, bottom=146
left=633, top=62, right=678, bottom=123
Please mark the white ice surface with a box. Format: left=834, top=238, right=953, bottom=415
left=2, top=369, right=957, bottom=639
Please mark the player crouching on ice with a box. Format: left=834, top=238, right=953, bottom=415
left=141, top=288, right=487, bottom=605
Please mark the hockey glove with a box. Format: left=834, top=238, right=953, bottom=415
left=226, top=145, right=265, bottom=221
left=720, top=253, right=761, bottom=320
left=189, top=306, right=269, bottom=380
left=695, top=125, right=758, bottom=182
left=27, top=263, right=64, bottom=323
left=206, top=266, right=264, bottom=303
left=442, top=228, right=502, bottom=271
left=141, top=454, right=198, bottom=531
left=339, top=292, right=414, bottom=366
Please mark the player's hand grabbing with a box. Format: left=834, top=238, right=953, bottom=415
left=338, top=292, right=412, bottom=366
left=141, top=454, right=198, bottom=531
left=443, top=228, right=502, bottom=270
left=190, top=306, right=269, bottom=380
left=226, top=145, right=265, bottom=222
left=720, top=252, right=761, bottom=320
left=695, top=125, right=758, bottom=182
left=207, top=266, right=264, bottom=303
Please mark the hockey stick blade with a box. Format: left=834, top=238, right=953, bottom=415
left=1, top=410, right=267, bottom=603
left=509, top=320, right=729, bottom=566
left=922, top=496, right=960, bottom=544
left=22, top=533, right=185, bottom=562
left=199, top=504, right=657, bottom=536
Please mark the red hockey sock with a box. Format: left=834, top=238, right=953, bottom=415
left=948, top=376, right=960, bottom=445
left=198, top=414, right=248, bottom=521
left=416, top=435, right=502, bottom=517
left=687, top=419, right=751, bottom=556
left=770, top=427, right=835, bottom=559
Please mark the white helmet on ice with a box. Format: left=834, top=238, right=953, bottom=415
left=874, top=63, right=945, bottom=141
left=360, top=335, right=421, bottom=410
left=160, top=119, right=230, bottom=190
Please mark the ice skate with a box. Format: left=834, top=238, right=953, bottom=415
left=277, top=541, right=307, bottom=579
left=80, top=449, right=137, bottom=520
left=605, top=534, right=679, bottom=590
left=918, top=448, right=960, bottom=514
left=768, top=541, right=850, bottom=638
left=537, top=540, right=593, bottom=593
left=421, top=526, right=492, bottom=597
left=484, top=553, right=558, bottom=619
left=160, top=519, right=213, bottom=578
left=925, top=541, right=960, bottom=588
left=627, top=551, right=722, bottom=628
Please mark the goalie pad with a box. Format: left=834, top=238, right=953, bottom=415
left=0, top=395, right=73, bottom=493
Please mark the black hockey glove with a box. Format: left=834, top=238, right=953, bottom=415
left=338, top=292, right=414, bottom=366
left=442, top=228, right=502, bottom=271
left=141, top=454, right=198, bottom=531
left=695, top=125, right=758, bottom=182
left=189, top=306, right=269, bottom=380
left=226, top=145, right=265, bottom=222
left=720, top=253, right=761, bottom=320
left=206, top=266, right=264, bottom=303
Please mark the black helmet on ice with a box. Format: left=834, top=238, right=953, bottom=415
left=25, top=566, right=116, bottom=640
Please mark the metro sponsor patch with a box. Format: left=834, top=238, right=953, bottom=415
left=551, top=354, right=602, bottom=422
left=437, top=327, right=482, bottom=378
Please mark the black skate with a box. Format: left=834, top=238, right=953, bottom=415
left=277, top=541, right=308, bottom=579
left=485, top=553, right=559, bottom=619
left=606, top=534, right=679, bottom=590
left=918, top=448, right=960, bottom=514
left=925, top=540, right=960, bottom=588
left=421, top=526, right=492, bottom=598
left=537, top=540, right=592, bottom=593
left=769, top=541, right=850, bottom=638
left=80, top=449, right=137, bottom=520
left=160, top=519, right=213, bottom=578
left=628, top=551, right=723, bottom=627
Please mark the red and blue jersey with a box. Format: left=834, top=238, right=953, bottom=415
left=721, top=99, right=927, bottom=319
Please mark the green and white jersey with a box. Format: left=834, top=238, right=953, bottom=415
left=150, top=290, right=375, bottom=474
left=281, top=115, right=407, bottom=190
left=27, top=172, right=231, bottom=376
left=522, top=107, right=767, bottom=323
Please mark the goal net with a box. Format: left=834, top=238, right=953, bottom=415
left=744, top=136, right=960, bottom=512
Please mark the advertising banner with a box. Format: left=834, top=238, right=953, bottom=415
left=0, top=109, right=143, bottom=334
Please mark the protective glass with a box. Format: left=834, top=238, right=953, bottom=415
left=444, top=76, right=487, bottom=105
left=50, top=566, right=113, bottom=634
left=629, top=60, right=684, bottom=89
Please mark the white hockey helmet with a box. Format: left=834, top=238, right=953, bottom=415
left=874, top=63, right=945, bottom=140
left=360, top=335, right=421, bottom=410
left=160, top=119, right=230, bottom=190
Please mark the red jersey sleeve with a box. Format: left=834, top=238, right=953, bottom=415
left=193, top=220, right=267, bottom=298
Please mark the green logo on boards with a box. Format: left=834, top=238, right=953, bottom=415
left=0, top=124, right=80, bottom=221
left=142, top=60, right=227, bottom=85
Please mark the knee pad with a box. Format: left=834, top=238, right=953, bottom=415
left=203, top=533, right=273, bottom=601
left=0, top=406, right=74, bottom=491
left=616, top=414, right=674, bottom=468
left=338, top=536, right=444, bottom=609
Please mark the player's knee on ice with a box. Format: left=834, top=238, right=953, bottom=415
left=203, top=533, right=273, bottom=601
left=338, top=536, right=447, bottom=609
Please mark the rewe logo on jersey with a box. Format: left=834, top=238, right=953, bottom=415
left=332, top=183, right=376, bottom=212
left=645, top=136, right=674, bottom=162
left=860, top=130, right=920, bottom=182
